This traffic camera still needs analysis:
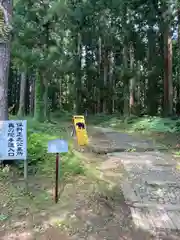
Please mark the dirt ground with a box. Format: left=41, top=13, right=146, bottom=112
left=0, top=148, right=156, bottom=240
left=1, top=129, right=180, bottom=240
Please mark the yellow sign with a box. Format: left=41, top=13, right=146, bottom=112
left=73, top=115, right=88, bottom=146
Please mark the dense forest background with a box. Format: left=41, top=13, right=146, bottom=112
left=0, top=0, right=179, bottom=121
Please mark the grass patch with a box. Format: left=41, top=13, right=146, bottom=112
left=7, top=117, right=86, bottom=179
left=0, top=116, right=129, bottom=239
left=0, top=117, right=88, bottom=236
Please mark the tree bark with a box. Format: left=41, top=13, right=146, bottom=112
left=43, top=76, right=49, bottom=121
left=122, top=4, right=129, bottom=116
left=129, top=44, right=135, bottom=115
left=163, top=1, right=173, bottom=116
left=177, top=5, right=180, bottom=101
left=123, top=45, right=129, bottom=116
left=102, top=48, right=108, bottom=113
left=0, top=44, right=9, bottom=120
left=75, top=32, right=82, bottom=114
left=108, top=50, right=114, bottom=114
left=34, top=70, right=45, bottom=122
left=17, top=72, right=26, bottom=117
left=168, top=35, right=173, bottom=115
left=0, top=0, right=12, bottom=120
left=147, top=23, right=158, bottom=115
left=97, top=36, right=101, bottom=113
left=29, top=75, right=35, bottom=116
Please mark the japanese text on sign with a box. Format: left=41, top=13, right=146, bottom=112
left=0, top=120, right=27, bottom=160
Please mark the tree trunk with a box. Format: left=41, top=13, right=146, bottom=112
left=163, top=26, right=173, bottom=116
left=178, top=5, right=180, bottom=101
left=43, top=79, right=48, bottom=120
left=108, top=50, right=114, bottom=114
left=122, top=4, right=129, bottom=116
left=29, top=75, right=35, bottom=116
left=0, top=0, right=12, bottom=120
left=163, top=1, right=173, bottom=116
left=102, top=48, right=108, bottom=113
left=129, top=45, right=135, bottom=115
left=97, top=36, right=102, bottom=113
left=147, top=24, right=158, bottom=115
left=136, top=61, right=141, bottom=116
left=59, top=77, right=62, bottom=109
left=123, top=45, right=129, bottom=116
left=75, top=32, right=82, bottom=114
left=168, top=35, right=173, bottom=115
left=25, top=74, right=30, bottom=115
left=43, top=74, right=50, bottom=121
left=17, top=72, right=26, bottom=117
left=0, top=44, right=9, bottom=120
left=176, top=2, right=180, bottom=114
left=34, top=70, right=45, bottom=122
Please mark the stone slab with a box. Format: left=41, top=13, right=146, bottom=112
left=130, top=208, right=152, bottom=231
left=104, top=131, right=165, bottom=151
left=121, top=182, right=141, bottom=203
left=109, top=152, right=176, bottom=165
left=167, top=211, right=180, bottom=230
left=130, top=203, right=180, bottom=211
left=133, top=183, right=180, bottom=205
left=146, top=180, right=177, bottom=186
left=143, top=170, right=179, bottom=184
left=130, top=207, right=177, bottom=230
left=148, top=209, right=176, bottom=230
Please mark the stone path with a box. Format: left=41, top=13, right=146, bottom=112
left=91, top=127, right=180, bottom=235
left=88, top=126, right=166, bottom=153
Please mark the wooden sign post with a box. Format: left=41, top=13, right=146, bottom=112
left=48, top=139, right=68, bottom=203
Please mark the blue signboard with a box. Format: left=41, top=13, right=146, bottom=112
left=0, top=120, right=27, bottom=160
left=48, top=139, right=68, bottom=153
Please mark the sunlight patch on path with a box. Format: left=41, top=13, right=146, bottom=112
left=1, top=231, right=32, bottom=240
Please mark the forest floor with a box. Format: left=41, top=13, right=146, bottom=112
left=1, top=115, right=180, bottom=240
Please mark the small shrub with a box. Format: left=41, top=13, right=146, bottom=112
left=16, top=119, right=86, bottom=179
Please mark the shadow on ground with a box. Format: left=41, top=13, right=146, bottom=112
left=0, top=172, right=180, bottom=240
left=1, top=124, right=180, bottom=239
left=0, top=175, right=152, bottom=240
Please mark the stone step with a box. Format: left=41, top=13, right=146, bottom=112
left=145, top=180, right=178, bottom=186
left=121, top=182, right=141, bottom=203
left=122, top=180, right=180, bottom=208
left=130, top=207, right=180, bottom=230
left=108, top=151, right=176, bottom=164
left=87, top=144, right=165, bottom=154
left=130, top=203, right=180, bottom=211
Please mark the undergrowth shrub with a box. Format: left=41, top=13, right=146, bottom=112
left=92, top=114, right=180, bottom=133
left=21, top=120, right=86, bottom=178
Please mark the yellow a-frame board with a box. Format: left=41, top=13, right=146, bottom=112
left=73, top=115, right=88, bottom=146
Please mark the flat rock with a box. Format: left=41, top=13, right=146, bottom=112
left=130, top=207, right=179, bottom=230
left=130, top=203, right=180, bottom=211
left=89, top=129, right=166, bottom=153
left=121, top=181, right=141, bottom=203
left=103, top=131, right=166, bottom=151
left=145, top=180, right=177, bottom=186
left=92, top=127, right=180, bottom=232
